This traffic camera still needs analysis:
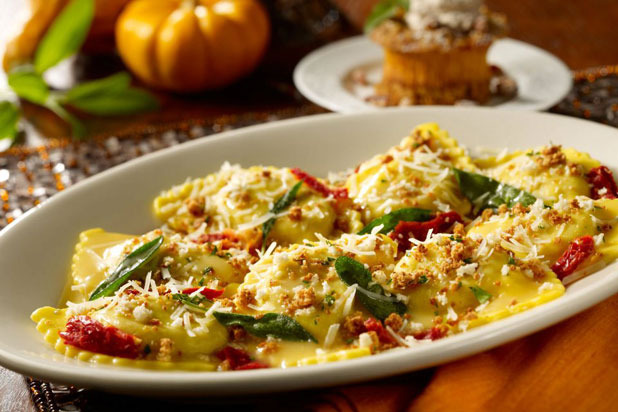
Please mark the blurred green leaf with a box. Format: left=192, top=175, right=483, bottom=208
left=65, top=72, right=131, bottom=102
left=0, top=101, right=20, bottom=142
left=8, top=69, right=49, bottom=104
left=34, top=0, right=95, bottom=73
left=66, top=87, right=159, bottom=116
left=364, top=0, right=409, bottom=33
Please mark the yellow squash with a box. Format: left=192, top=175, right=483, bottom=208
left=3, top=0, right=130, bottom=70
left=115, top=0, right=270, bottom=92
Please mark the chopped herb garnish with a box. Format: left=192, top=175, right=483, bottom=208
left=144, top=344, right=151, bottom=355
left=89, top=236, right=163, bottom=300
left=203, top=266, right=213, bottom=275
left=469, top=286, right=492, bottom=304
left=463, top=258, right=473, bottom=264
left=198, top=278, right=205, bottom=286
left=450, top=235, right=463, bottom=243
left=508, top=256, right=516, bottom=265
left=210, top=245, right=218, bottom=256
left=321, top=257, right=336, bottom=266
left=418, top=275, right=428, bottom=285
left=324, top=293, right=335, bottom=306
left=363, top=0, right=409, bottom=33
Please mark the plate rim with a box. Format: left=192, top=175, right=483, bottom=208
left=293, top=35, right=573, bottom=113
left=0, top=107, right=616, bottom=396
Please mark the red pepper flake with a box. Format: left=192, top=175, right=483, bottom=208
left=551, top=235, right=595, bottom=280
left=363, top=318, right=395, bottom=345
left=587, top=166, right=618, bottom=199
left=390, top=211, right=463, bottom=251
left=291, top=168, right=348, bottom=199
left=181, top=287, right=224, bottom=300
left=216, top=346, right=269, bottom=371
left=59, top=316, right=141, bottom=359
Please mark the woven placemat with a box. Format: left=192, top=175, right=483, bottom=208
left=4, top=65, right=617, bottom=412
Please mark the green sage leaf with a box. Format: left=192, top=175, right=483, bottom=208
left=172, top=293, right=211, bottom=311
left=214, top=312, right=317, bottom=343
left=452, top=168, right=537, bottom=211
left=66, top=79, right=159, bottom=116
left=262, top=180, right=303, bottom=248
left=469, top=285, right=492, bottom=304
left=358, top=207, right=433, bottom=235
left=364, top=0, right=409, bottom=33
left=65, top=72, right=131, bottom=102
left=0, top=101, right=20, bottom=141
left=89, top=236, right=163, bottom=300
left=34, top=0, right=95, bottom=73
left=335, top=256, right=406, bottom=320
left=8, top=70, right=49, bottom=104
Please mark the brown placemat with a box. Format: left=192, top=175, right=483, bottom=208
left=4, top=65, right=618, bottom=412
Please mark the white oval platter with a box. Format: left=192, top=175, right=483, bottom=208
left=0, top=107, right=616, bottom=396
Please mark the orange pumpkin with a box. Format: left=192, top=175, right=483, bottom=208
left=115, top=0, right=270, bottom=92
left=3, top=0, right=131, bottom=71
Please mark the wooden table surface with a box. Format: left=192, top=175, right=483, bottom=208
left=1, top=0, right=618, bottom=411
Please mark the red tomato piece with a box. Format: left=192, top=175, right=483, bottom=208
left=390, top=211, right=463, bottom=251
left=551, top=235, right=595, bottom=280
left=181, top=287, right=224, bottom=300
left=587, top=166, right=618, bottom=199
left=59, top=316, right=141, bottom=359
left=363, top=318, right=395, bottom=344
left=216, top=346, right=269, bottom=370
left=291, top=167, right=348, bottom=199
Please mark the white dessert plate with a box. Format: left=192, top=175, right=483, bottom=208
left=294, top=36, right=572, bottom=112
left=0, top=108, right=616, bottom=396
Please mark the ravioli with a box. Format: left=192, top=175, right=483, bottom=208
left=346, top=123, right=473, bottom=223
left=474, top=145, right=599, bottom=202
left=153, top=163, right=340, bottom=246
left=385, top=232, right=564, bottom=336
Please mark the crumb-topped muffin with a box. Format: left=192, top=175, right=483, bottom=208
left=370, top=0, right=507, bottom=105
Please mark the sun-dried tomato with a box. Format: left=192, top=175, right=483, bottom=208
left=390, top=211, right=463, bottom=251
left=59, top=316, right=141, bottom=359
left=181, top=287, right=224, bottom=300
left=291, top=168, right=348, bottom=199
left=216, top=346, right=269, bottom=370
left=551, top=235, right=595, bottom=280
left=587, top=166, right=618, bottom=199
left=414, top=325, right=448, bottom=341
left=363, top=318, right=395, bottom=344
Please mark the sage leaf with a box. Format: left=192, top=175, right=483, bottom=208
left=65, top=72, right=131, bottom=102
left=34, top=0, right=95, bottom=73
left=335, top=256, right=406, bottom=320
left=0, top=102, right=20, bottom=141
left=358, top=207, right=433, bottom=235
left=172, top=293, right=211, bottom=311
left=452, top=168, right=537, bottom=211
left=89, top=236, right=163, bottom=300
left=8, top=70, right=49, bottom=104
left=469, top=286, right=492, bottom=304
left=262, top=180, right=303, bottom=249
left=214, top=312, right=317, bottom=343
left=364, top=0, right=409, bottom=33
left=66, top=83, right=159, bottom=115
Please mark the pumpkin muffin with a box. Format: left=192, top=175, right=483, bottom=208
left=370, top=0, right=507, bottom=105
